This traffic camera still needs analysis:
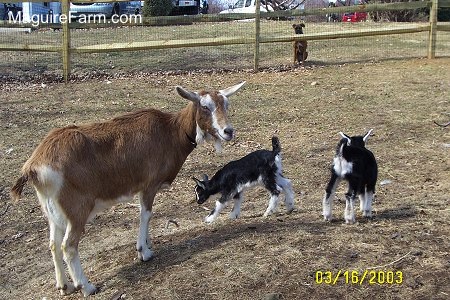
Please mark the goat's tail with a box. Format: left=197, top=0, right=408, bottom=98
left=272, top=136, right=281, bottom=155
left=10, top=175, right=29, bottom=201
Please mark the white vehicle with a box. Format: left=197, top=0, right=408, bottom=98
left=219, top=0, right=272, bottom=14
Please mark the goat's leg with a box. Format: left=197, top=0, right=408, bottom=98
left=229, top=193, right=243, bottom=219
left=205, top=194, right=229, bottom=223
left=137, top=190, right=157, bottom=262
left=344, top=190, right=356, bottom=224
left=323, top=172, right=341, bottom=221
left=49, top=220, right=75, bottom=295
left=37, top=189, right=75, bottom=295
left=263, top=193, right=280, bottom=217
left=276, top=175, right=295, bottom=213
left=358, top=193, right=365, bottom=212
left=62, top=222, right=97, bottom=297
left=363, top=190, right=374, bottom=218
left=263, top=180, right=282, bottom=217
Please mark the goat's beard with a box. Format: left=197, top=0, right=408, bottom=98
left=214, top=139, right=223, bottom=153
left=195, top=124, right=223, bottom=153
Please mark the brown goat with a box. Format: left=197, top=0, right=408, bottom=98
left=292, top=23, right=308, bottom=65
left=10, top=82, right=245, bottom=296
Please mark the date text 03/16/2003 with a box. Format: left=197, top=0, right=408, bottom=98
left=315, top=270, right=403, bottom=285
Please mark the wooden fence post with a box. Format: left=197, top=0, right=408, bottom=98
left=254, top=0, right=261, bottom=71
left=61, top=0, right=71, bottom=82
left=428, top=0, right=438, bottom=59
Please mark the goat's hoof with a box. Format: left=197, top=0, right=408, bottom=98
left=345, top=218, right=356, bottom=225
left=363, top=211, right=372, bottom=218
left=263, top=211, right=273, bottom=218
left=81, top=283, right=98, bottom=297
left=59, top=283, right=76, bottom=296
left=323, top=213, right=332, bottom=221
left=204, top=216, right=215, bottom=223
left=229, top=213, right=239, bottom=220
left=138, top=248, right=154, bottom=262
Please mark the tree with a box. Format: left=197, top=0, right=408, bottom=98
left=262, top=0, right=307, bottom=11
left=438, top=8, right=450, bottom=21
left=142, top=0, right=173, bottom=17
left=365, top=0, right=428, bottom=22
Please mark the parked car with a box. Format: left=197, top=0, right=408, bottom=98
left=69, top=2, right=142, bottom=19
left=342, top=11, right=367, bottom=22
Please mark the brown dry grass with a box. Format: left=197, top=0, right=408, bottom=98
left=0, top=58, right=449, bottom=300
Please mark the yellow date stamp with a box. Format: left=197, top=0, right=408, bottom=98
left=315, top=270, right=403, bottom=285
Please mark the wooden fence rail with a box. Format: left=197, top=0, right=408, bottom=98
left=0, top=0, right=448, bottom=81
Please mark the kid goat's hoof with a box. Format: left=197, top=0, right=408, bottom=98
left=138, top=248, right=154, bottom=262
left=323, top=215, right=332, bottom=222
left=81, top=282, right=98, bottom=297
left=59, top=283, right=76, bottom=296
left=345, top=218, right=356, bottom=225
left=362, top=210, right=372, bottom=218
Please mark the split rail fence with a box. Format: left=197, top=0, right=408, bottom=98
left=1, top=0, right=449, bottom=81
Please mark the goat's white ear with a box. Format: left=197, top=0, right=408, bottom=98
left=219, top=81, right=246, bottom=97
left=363, top=129, right=373, bottom=143
left=339, top=132, right=351, bottom=146
left=176, top=86, right=200, bottom=103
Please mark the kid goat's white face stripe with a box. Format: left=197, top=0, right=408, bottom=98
left=195, top=187, right=200, bottom=201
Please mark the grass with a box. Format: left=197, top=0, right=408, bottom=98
left=0, top=57, right=449, bottom=299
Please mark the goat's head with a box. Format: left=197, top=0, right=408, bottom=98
left=338, top=129, right=373, bottom=149
left=192, top=174, right=210, bottom=204
left=292, top=23, right=305, bottom=34
left=176, top=81, right=245, bottom=151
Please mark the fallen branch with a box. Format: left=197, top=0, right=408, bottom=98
left=434, top=120, right=450, bottom=128
left=366, top=251, right=411, bottom=270
left=110, top=290, right=124, bottom=300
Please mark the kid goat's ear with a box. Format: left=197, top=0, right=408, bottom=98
left=339, top=132, right=352, bottom=146
left=363, top=129, right=374, bottom=143
left=192, top=177, right=206, bottom=189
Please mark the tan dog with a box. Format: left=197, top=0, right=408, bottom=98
left=292, top=23, right=308, bottom=65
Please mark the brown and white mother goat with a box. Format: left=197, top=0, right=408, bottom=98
left=10, top=82, right=245, bottom=297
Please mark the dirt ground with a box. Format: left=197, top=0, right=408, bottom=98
left=0, top=58, right=449, bottom=300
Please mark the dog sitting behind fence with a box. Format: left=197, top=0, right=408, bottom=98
left=292, top=23, right=308, bottom=65
left=193, top=136, right=295, bottom=223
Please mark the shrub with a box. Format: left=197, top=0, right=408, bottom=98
left=438, top=8, right=450, bottom=21
left=143, top=0, right=174, bottom=17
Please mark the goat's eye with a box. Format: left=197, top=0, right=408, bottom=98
left=201, top=105, right=210, bottom=111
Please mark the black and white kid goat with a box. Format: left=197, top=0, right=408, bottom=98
left=322, top=129, right=378, bottom=224
left=193, top=136, right=295, bottom=223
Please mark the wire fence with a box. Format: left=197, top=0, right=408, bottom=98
left=0, top=0, right=449, bottom=82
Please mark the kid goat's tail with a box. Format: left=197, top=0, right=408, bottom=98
left=271, top=136, right=281, bottom=156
